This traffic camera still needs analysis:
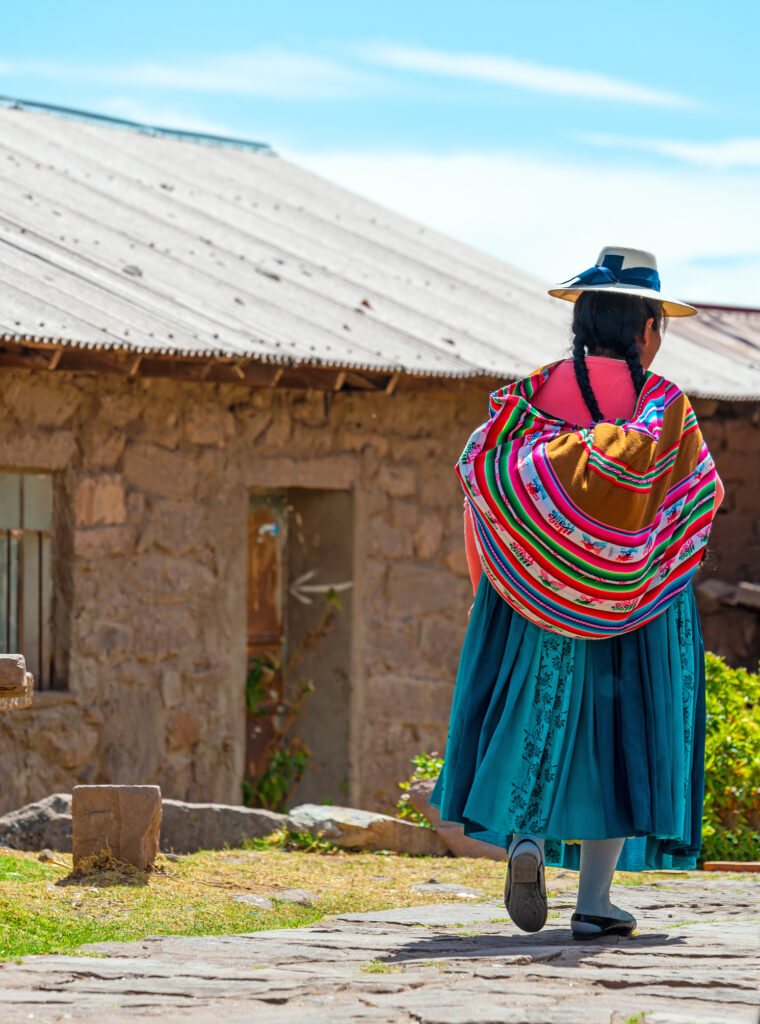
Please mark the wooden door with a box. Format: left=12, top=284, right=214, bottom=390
left=246, top=494, right=286, bottom=779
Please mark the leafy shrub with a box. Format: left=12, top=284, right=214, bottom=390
left=702, top=652, right=760, bottom=862
left=243, top=591, right=342, bottom=812
left=396, top=751, right=443, bottom=828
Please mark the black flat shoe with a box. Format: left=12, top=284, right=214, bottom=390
left=571, top=911, right=637, bottom=939
left=504, top=839, right=547, bottom=933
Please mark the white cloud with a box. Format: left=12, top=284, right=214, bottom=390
left=0, top=50, right=374, bottom=99
left=289, top=147, right=760, bottom=307
left=583, top=132, right=760, bottom=169
left=360, top=44, right=690, bottom=107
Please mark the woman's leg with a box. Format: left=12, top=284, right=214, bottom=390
left=508, top=833, right=545, bottom=862
left=505, top=833, right=547, bottom=933
left=574, top=838, right=634, bottom=933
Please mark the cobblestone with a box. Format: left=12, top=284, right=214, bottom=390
left=0, top=873, right=758, bottom=1022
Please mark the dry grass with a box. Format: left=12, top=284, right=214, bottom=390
left=0, top=837, right=707, bottom=961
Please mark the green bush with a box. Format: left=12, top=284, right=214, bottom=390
left=396, top=751, right=443, bottom=828
left=396, top=654, right=760, bottom=862
left=702, top=653, right=760, bottom=862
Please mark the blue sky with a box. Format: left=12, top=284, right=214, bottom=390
left=2, top=1, right=759, bottom=305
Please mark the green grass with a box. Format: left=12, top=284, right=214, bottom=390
left=359, top=961, right=405, bottom=974
left=0, top=844, right=515, bottom=960
left=0, top=844, right=739, bottom=962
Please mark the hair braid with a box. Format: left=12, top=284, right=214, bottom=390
left=568, top=291, right=664, bottom=423
left=623, top=338, right=646, bottom=397
left=572, top=335, right=603, bottom=422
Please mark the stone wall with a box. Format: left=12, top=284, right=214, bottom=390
left=692, top=397, right=760, bottom=668
left=0, top=369, right=480, bottom=815
left=1, top=372, right=756, bottom=819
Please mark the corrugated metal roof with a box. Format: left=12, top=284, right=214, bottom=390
left=1, top=99, right=759, bottom=399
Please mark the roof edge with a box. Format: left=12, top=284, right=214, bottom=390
left=0, top=95, right=275, bottom=155
left=1, top=334, right=758, bottom=400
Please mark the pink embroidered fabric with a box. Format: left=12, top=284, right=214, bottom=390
left=463, top=358, right=723, bottom=596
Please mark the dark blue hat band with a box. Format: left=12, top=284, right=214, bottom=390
left=564, top=253, right=661, bottom=292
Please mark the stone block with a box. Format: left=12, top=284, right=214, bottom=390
left=79, top=423, right=127, bottom=469
left=238, top=408, right=273, bottom=444
left=0, top=430, right=76, bottom=469
left=160, top=800, right=286, bottom=853
left=290, top=393, right=327, bottom=427
left=0, top=670, right=33, bottom=711
left=131, top=608, right=198, bottom=660
left=160, top=669, right=183, bottom=708
left=185, top=402, right=235, bottom=447
left=260, top=415, right=292, bottom=448
left=409, top=777, right=506, bottom=861
left=336, top=428, right=390, bottom=456
left=368, top=515, right=414, bottom=559
left=74, top=525, right=132, bottom=560
left=137, top=499, right=206, bottom=557
left=122, top=554, right=216, bottom=605
left=378, top=464, right=416, bottom=498
left=35, top=715, right=99, bottom=770
left=0, top=654, right=29, bottom=698
left=4, top=379, right=80, bottom=428
left=365, top=674, right=455, bottom=726
left=286, top=803, right=448, bottom=856
left=72, top=785, right=162, bottom=869
left=418, top=465, right=459, bottom=506
left=418, top=616, right=467, bottom=677
left=444, top=547, right=469, bottom=577
left=413, top=513, right=444, bottom=560
left=166, top=707, right=201, bottom=752
left=74, top=477, right=127, bottom=527
left=123, top=443, right=196, bottom=500
left=385, top=564, right=460, bottom=615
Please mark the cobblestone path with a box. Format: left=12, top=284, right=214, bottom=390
left=1, top=873, right=758, bottom=1023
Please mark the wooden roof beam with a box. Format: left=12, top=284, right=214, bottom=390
left=0, top=340, right=493, bottom=395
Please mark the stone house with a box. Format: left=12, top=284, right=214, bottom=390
left=0, top=99, right=759, bottom=817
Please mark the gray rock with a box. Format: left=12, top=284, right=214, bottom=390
left=273, top=888, right=319, bottom=906
left=232, top=894, right=274, bottom=910
left=409, top=778, right=506, bottom=861
left=0, top=792, right=73, bottom=851
left=333, top=902, right=503, bottom=925
left=160, top=799, right=286, bottom=854
left=0, top=794, right=286, bottom=854
left=411, top=881, right=485, bottom=898
left=286, top=803, right=448, bottom=856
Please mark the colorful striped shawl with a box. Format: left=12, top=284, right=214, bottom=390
left=457, top=363, right=718, bottom=638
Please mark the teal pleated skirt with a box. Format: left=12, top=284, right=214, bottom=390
left=430, top=576, right=706, bottom=871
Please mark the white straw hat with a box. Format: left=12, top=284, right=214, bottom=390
left=548, top=246, right=697, bottom=317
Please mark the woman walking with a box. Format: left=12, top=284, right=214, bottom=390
left=431, top=246, right=722, bottom=939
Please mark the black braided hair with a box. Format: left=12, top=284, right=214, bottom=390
left=572, top=333, right=603, bottom=422
left=570, top=290, right=663, bottom=422
left=623, top=337, right=646, bottom=395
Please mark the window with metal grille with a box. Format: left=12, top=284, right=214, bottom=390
left=0, top=472, right=54, bottom=688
